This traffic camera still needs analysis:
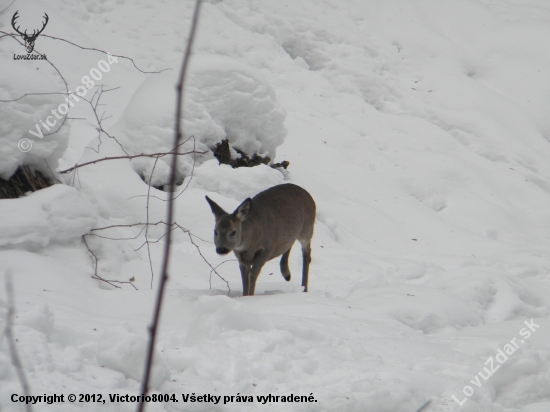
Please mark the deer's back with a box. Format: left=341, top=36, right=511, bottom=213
left=245, top=184, right=315, bottom=248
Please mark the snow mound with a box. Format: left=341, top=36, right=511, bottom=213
left=193, top=159, right=285, bottom=201
left=185, top=295, right=267, bottom=345
left=349, top=284, right=481, bottom=333
left=0, top=184, right=98, bottom=249
left=96, top=326, right=168, bottom=389
left=523, top=403, right=550, bottom=412
left=113, top=54, right=287, bottom=185
left=16, top=303, right=54, bottom=341
left=429, top=267, right=550, bottom=323
left=0, top=54, right=69, bottom=179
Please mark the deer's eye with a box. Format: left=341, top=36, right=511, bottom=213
left=230, top=230, right=236, bottom=237
left=214, top=230, right=218, bottom=236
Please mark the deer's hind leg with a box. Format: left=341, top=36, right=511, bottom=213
left=299, top=239, right=312, bottom=292
left=280, top=245, right=293, bottom=281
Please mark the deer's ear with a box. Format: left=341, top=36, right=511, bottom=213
left=205, top=196, right=227, bottom=219
left=234, top=198, right=251, bottom=222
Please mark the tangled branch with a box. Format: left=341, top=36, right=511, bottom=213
left=82, top=236, right=138, bottom=290
left=86, top=221, right=229, bottom=290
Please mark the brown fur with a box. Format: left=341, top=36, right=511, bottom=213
left=206, top=183, right=316, bottom=296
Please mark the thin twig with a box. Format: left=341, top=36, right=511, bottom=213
left=80, top=85, right=127, bottom=155
left=75, top=165, right=82, bottom=189
left=127, top=135, right=201, bottom=203
left=174, top=135, right=198, bottom=199
left=85, top=221, right=226, bottom=291
left=91, top=222, right=168, bottom=231
left=208, top=259, right=236, bottom=290
left=87, top=230, right=146, bottom=241
left=136, top=226, right=178, bottom=249
left=0, top=31, right=169, bottom=74
left=145, top=157, right=160, bottom=288
left=4, top=273, right=32, bottom=412
left=59, top=149, right=207, bottom=174
left=90, top=221, right=213, bottom=244
left=137, top=1, right=203, bottom=409
left=0, top=0, right=15, bottom=15
left=92, top=275, right=137, bottom=290
left=43, top=160, right=62, bottom=184
left=40, top=34, right=171, bottom=74
left=0, top=91, right=67, bottom=103
left=0, top=32, right=70, bottom=136
left=183, top=230, right=231, bottom=291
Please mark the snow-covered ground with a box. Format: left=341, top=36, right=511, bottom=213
left=1, top=0, right=550, bottom=410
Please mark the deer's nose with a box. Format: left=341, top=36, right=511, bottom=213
left=216, top=247, right=230, bottom=255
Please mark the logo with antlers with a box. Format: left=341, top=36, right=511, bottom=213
left=11, top=11, right=49, bottom=54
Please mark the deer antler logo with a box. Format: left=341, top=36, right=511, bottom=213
left=11, top=11, right=49, bottom=54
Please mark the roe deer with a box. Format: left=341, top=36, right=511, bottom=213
left=206, top=183, right=316, bottom=296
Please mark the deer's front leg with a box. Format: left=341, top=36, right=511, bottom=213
left=235, top=251, right=254, bottom=296
left=239, top=262, right=251, bottom=296
left=248, top=249, right=268, bottom=296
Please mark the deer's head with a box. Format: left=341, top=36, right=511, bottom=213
left=205, top=196, right=251, bottom=255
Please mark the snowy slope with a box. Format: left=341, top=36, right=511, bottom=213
left=1, top=0, right=550, bottom=411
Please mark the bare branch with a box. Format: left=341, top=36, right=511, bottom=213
left=58, top=149, right=207, bottom=175
left=175, top=136, right=198, bottom=199
left=0, top=91, right=66, bottom=103
left=207, top=259, right=236, bottom=290
left=87, top=230, right=146, bottom=241
left=0, top=0, right=15, bottom=15
left=184, top=230, right=231, bottom=291
left=137, top=1, right=203, bottom=409
left=90, top=221, right=213, bottom=244
left=92, top=275, right=137, bottom=290
left=145, top=157, right=160, bottom=288
left=91, top=221, right=168, bottom=231
left=85, top=220, right=225, bottom=295
left=43, top=160, right=62, bottom=184
left=0, top=30, right=169, bottom=74
left=128, top=136, right=201, bottom=203
left=39, top=34, right=171, bottom=74
left=4, top=273, right=32, bottom=412
left=79, top=85, right=127, bottom=155
left=0, top=32, right=69, bottom=135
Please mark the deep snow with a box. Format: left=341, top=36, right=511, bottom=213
left=1, top=0, right=550, bottom=411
